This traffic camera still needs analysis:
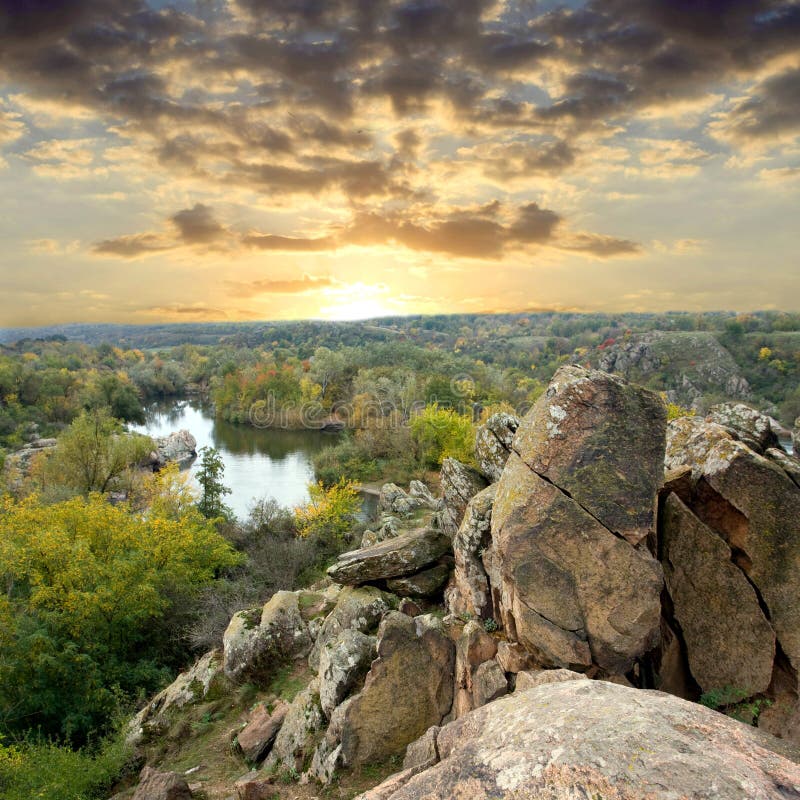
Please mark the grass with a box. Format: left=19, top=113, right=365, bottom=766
left=268, top=663, right=313, bottom=703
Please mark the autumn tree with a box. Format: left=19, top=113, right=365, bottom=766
left=196, top=446, right=232, bottom=519
left=0, top=492, right=239, bottom=743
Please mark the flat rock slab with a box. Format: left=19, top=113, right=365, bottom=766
left=327, top=528, right=451, bottom=585
left=358, top=680, right=800, bottom=800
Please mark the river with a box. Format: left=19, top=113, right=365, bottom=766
left=132, top=399, right=346, bottom=521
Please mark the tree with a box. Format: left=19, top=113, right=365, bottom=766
left=410, top=404, right=476, bottom=467
left=0, top=492, right=240, bottom=742
left=47, top=409, right=153, bottom=495
left=196, top=446, right=232, bottom=519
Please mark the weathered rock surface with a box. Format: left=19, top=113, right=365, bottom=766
left=495, top=640, right=535, bottom=674
left=474, top=412, right=519, bottom=482
left=490, top=452, right=662, bottom=672
left=439, top=457, right=488, bottom=537
left=236, top=700, right=288, bottom=764
left=793, top=416, right=800, bottom=456
left=318, top=629, right=376, bottom=718
left=385, top=563, right=450, bottom=597
left=358, top=680, right=800, bottom=800
left=308, top=586, right=393, bottom=671
left=233, top=771, right=276, bottom=800
left=338, top=612, right=455, bottom=767
left=263, top=679, right=324, bottom=772
left=223, top=591, right=312, bottom=684
left=707, top=402, right=780, bottom=453
left=326, top=528, right=450, bottom=585
left=661, top=493, right=775, bottom=695
left=132, top=766, right=193, bottom=800
left=512, top=365, right=666, bottom=545
left=445, top=484, right=495, bottom=619
left=154, top=429, right=197, bottom=466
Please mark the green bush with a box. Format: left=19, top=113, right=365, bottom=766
left=0, top=730, right=130, bottom=800
left=410, top=404, right=476, bottom=468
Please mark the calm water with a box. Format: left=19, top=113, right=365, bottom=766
left=132, top=400, right=341, bottom=520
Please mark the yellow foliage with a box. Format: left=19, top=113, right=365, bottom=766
left=295, top=479, right=359, bottom=542
left=759, top=346, right=773, bottom=360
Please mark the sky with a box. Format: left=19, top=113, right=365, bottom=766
left=0, top=0, right=798, bottom=327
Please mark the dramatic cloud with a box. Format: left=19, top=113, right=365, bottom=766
left=2, top=0, right=799, bottom=323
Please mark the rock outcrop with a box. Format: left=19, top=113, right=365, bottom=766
left=662, top=414, right=800, bottom=740
left=326, top=528, right=450, bottom=585
left=318, top=629, right=376, bottom=718
left=488, top=366, right=665, bottom=674
left=236, top=700, right=288, bottom=764
left=474, top=412, right=519, bottom=482
left=358, top=681, right=800, bottom=800
left=263, top=679, right=324, bottom=773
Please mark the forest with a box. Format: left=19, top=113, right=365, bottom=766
left=1, top=309, right=800, bottom=798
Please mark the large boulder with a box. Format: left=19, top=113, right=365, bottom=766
left=445, top=484, right=496, bottom=619
left=490, top=453, right=662, bottom=673
left=308, top=586, right=393, bottom=671
left=512, top=365, right=667, bottom=546
left=661, top=493, right=775, bottom=695
left=439, top=458, right=488, bottom=537
left=154, top=429, right=197, bottom=466
left=338, top=612, right=455, bottom=767
left=326, top=529, right=450, bottom=585
left=358, top=680, right=800, bottom=800
left=318, top=629, right=376, bottom=718
left=223, top=591, right=312, bottom=684
left=474, top=412, right=519, bottom=482
left=707, top=402, right=780, bottom=454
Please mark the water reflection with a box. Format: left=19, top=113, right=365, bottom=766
left=131, top=400, right=342, bottom=521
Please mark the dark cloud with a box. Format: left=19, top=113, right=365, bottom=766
left=170, top=204, right=227, bottom=244
left=560, top=233, right=642, bottom=257
left=719, top=67, right=800, bottom=141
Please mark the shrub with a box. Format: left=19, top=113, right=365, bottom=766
left=294, top=479, right=360, bottom=547
left=410, top=404, right=476, bottom=468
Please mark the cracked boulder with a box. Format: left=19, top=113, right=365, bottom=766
left=445, top=484, right=496, bottom=619
left=439, top=457, right=488, bottom=537
left=663, top=415, right=800, bottom=740
left=487, top=366, right=665, bottom=674
left=474, top=412, right=519, bottom=482
left=338, top=612, right=455, bottom=767
left=512, top=365, right=666, bottom=546
left=661, top=493, right=775, bottom=695
left=490, top=454, right=662, bottom=673
left=665, top=416, right=800, bottom=677
left=357, top=680, right=800, bottom=800
left=318, top=629, right=376, bottom=718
